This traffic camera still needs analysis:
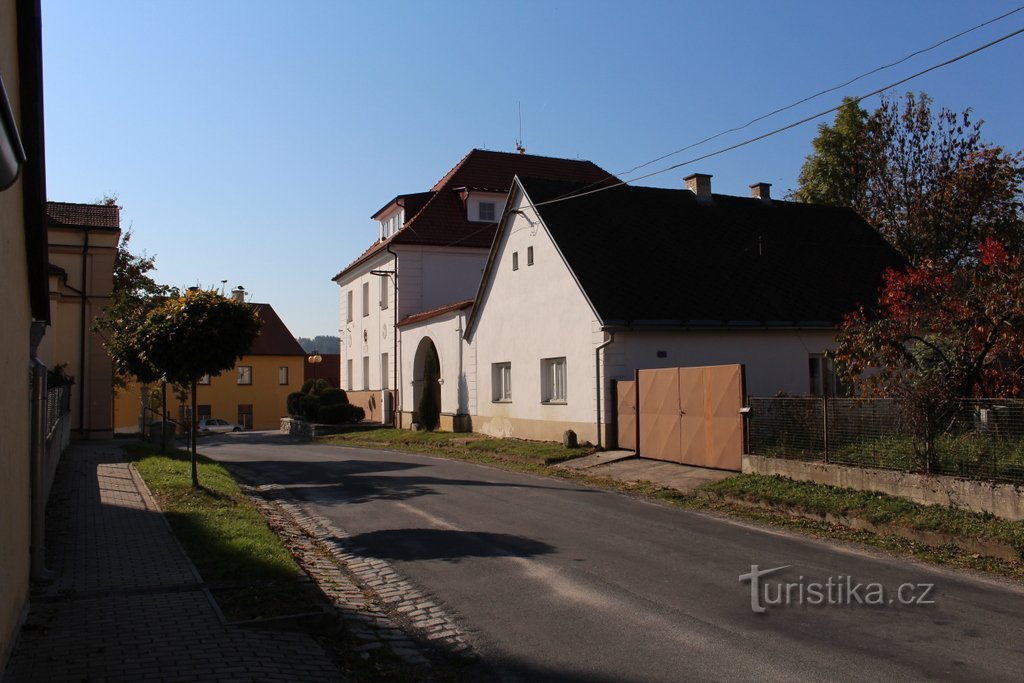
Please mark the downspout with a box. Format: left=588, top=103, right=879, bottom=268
left=78, top=226, right=90, bottom=436
left=387, top=244, right=399, bottom=427
left=594, top=330, right=615, bottom=449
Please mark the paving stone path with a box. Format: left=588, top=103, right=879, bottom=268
left=4, top=442, right=344, bottom=682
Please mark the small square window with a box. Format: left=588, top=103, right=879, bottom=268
left=492, top=362, right=511, bottom=402
left=541, top=357, right=567, bottom=403
left=237, top=366, right=252, bottom=385
left=512, top=252, right=519, bottom=271
left=479, top=202, right=495, bottom=222
left=527, top=246, right=534, bottom=266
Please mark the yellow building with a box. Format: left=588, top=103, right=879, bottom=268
left=40, top=201, right=119, bottom=439
left=114, top=290, right=306, bottom=432
left=1, top=0, right=50, bottom=666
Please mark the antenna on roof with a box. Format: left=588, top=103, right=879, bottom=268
left=515, top=102, right=527, bottom=155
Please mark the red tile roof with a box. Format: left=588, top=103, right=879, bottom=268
left=334, top=149, right=618, bottom=281
left=397, top=299, right=474, bottom=327
left=46, top=201, right=120, bottom=230
left=248, top=303, right=306, bottom=356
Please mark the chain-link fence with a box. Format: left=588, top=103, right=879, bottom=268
left=747, top=397, right=1024, bottom=484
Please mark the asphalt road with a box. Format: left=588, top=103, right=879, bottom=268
left=201, top=432, right=1024, bottom=682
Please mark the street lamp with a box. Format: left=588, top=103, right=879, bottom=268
left=307, top=352, right=323, bottom=383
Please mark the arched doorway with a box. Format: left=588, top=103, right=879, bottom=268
left=412, top=337, right=441, bottom=429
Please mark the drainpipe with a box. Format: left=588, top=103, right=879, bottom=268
left=386, top=244, right=399, bottom=427
left=594, top=330, right=615, bottom=449
left=78, top=226, right=90, bottom=436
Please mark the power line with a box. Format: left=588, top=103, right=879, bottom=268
left=546, top=5, right=1024, bottom=205
left=533, top=24, right=1024, bottom=209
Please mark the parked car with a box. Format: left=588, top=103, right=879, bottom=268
left=197, top=418, right=243, bottom=433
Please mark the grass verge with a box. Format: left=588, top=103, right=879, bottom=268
left=124, top=441, right=320, bottom=621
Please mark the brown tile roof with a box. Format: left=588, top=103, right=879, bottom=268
left=334, top=149, right=618, bottom=281
left=304, top=353, right=340, bottom=387
left=397, top=299, right=474, bottom=327
left=247, top=303, right=306, bottom=356
left=503, top=178, right=906, bottom=328
left=46, top=201, right=120, bottom=230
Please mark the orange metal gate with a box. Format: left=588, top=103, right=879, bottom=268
left=615, top=380, right=637, bottom=450
left=632, top=364, right=744, bottom=471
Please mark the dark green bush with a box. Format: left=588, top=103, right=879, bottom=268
left=299, top=394, right=320, bottom=421
left=318, top=403, right=365, bottom=424
left=320, top=388, right=349, bottom=406
left=347, top=405, right=366, bottom=423
left=286, top=392, right=305, bottom=417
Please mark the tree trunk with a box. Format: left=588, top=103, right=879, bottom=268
left=190, top=378, right=199, bottom=488
left=160, top=380, right=168, bottom=454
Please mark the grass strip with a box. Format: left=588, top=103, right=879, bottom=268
left=124, top=442, right=318, bottom=620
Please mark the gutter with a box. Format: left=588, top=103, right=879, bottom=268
left=594, top=331, right=615, bottom=449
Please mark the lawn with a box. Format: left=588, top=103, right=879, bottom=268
left=124, top=442, right=320, bottom=620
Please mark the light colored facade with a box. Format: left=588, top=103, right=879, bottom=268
left=40, top=202, right=120, bottom=438
left=0, top=0, right=49, bottom=666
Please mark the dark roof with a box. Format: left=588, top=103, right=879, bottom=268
left=304, top=353, right=340, bottom=388
left=334, top=149, right=618, bottom=280
left=46, top=201, right=120, bottom=230
left=371, top=191, right=435, bottom=220
left=397, top=299, right=474, bottom=327
left=514, top=178, right=906, bottom=328
left=248, top=303, right=305, bottom=356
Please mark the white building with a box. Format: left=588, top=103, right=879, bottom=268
left=405, top=173, right=904, bottom=446
left=332, top=149, right=618, bottom=425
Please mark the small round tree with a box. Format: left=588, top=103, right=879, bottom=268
left=135, top=289, right=261, bottom=487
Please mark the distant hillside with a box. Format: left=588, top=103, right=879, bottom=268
left=296, top=335, right=340, bottom=354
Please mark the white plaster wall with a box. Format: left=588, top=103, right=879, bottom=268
left=398, top=309, right=472, bottom=415
left=469, top=193, right=605, bottom=441
left=420, top=248, right=488, bottom=310
left=337, top=252, right=394, bottom=392
left=605, top=329, right=839, bottom=396
left=466, top=192, right=507, bottom=223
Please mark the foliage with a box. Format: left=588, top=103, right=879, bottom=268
left=299, top=394, right=320, bottom=421
left=286, top=391, right=305, bottom=417
left=317, top=403, right=364, bottom=424
left=793, top=92, right=1024, bottom=266
left=300, top=378, right=331, bottom=396
left=134, top=289, right=262, bottom=486
left=319, top=388, right=348, bottom=406
left=46, top=363, right=74, bottom=388
left=834, top=239, right=1024, bottom=465
left=95, top=227, right=178, bottom=388
left=792, top=97, right=869, bottom=207
left=296, top=335, right=340, bottom=354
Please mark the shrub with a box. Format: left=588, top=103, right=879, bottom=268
left=299, top=394, right=320, bottom=422
left=320, top=388, right=349, bottom=406
left=286, top=392, right=305, bottom=417
left=346, top=405, right=366, bottom=423
left=318, top=403, right=365, bottom=424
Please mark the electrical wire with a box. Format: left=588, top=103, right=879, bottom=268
left=533, top=24, right=1024, bottom=209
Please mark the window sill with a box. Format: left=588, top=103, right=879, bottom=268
left=541, top=400, right=567, bottom=406
left=492, top=399, right=512, bottom=404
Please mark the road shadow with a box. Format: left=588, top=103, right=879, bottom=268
left=337, top=528, right=556, bottom=563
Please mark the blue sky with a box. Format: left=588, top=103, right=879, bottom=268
left=41, top=1, right=1024, bottom=338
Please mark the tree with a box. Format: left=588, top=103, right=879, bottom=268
left=792, top=97, right=869, bottom=208
left=833, top=238, right=1024, bottom=466
left=794, top=92, right=1024, bottom=266
left=135, top=289, right=262, bottom=487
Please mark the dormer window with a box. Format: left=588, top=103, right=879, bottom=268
left=379, top=209, right=404, bottom=241
left=479, top=202, right=495, bottom=222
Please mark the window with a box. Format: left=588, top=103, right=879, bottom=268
left=346, top=290, right=353, bottom=322
left=479, top=201, right=495, bottom=222
left=237, top=366, right=252, bottom=385
left=492, top=362, right=512, bottom=402
left=527, top=246, right=534, bottom=266
left=512, top=251, right=519, bottom=271
left=381, top=353, right=389, bottom=390
left=279, top=366, right=289, bottom=385
left=362, top=282, right=369, bottom=317
left=197, top=405, right=212, bottom=421
left=198, top=373, right=211, bottom=385
left=238, top=404, right=253, bottom=430
left=809, top=354, right=844, bottom=397
left=541, top=357, right=567, bottom=403
left=380, top=278, right=389, bottom=310
left=346, top=359, right=353, bottom=391
left=362, top=356, right=370, bottom=390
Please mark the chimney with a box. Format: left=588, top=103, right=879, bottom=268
left=750, top=182, right=772, bottom=201
left=684, top=173, right=713, bottom=200
left=231, top=286, right=246, bottom=303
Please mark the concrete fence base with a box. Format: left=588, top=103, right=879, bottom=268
left=743, top=454, right=1024, bottom=521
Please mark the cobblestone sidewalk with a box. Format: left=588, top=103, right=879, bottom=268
left=3, top=441, right=343, bottom=682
